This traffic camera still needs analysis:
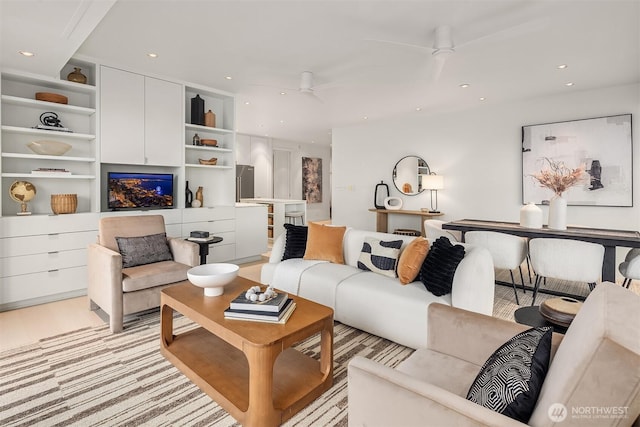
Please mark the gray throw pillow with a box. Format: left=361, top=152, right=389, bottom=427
left=115, top=233, right=173, bottom=268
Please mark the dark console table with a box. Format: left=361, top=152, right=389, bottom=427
left=443, top=219, right=640, bottom=283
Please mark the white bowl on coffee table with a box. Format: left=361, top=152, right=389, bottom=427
left=187, top=263, right=239, bottom=296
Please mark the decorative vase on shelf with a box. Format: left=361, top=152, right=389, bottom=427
left=204, top=110, right=216, bottom=128
left=548, top=194, right=567, bottom=230
left=195, top=186, right=204, bottom=207
left=185, top=181, right=193, bottom=208
left=374, top=181, right=389, bottom=209
left=191, top=94, right=205, bottom=125
left=520, top=202, right=543, bottom=229
left=67, top=67, right=87, bottom=84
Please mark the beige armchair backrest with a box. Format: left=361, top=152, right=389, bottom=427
left=98, top=215, right=167, bottom=252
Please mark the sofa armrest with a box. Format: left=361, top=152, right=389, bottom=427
left=87, top=243, right=124, bottom=332
left=269, top=233, right=286, bottom=263
left=427, top=303, right=563, bottom=367
left=348, top=356, right=527, bottom=427
left=167, top=237, right=199, bottom=267
left=451, top=243, right=495, bottom=315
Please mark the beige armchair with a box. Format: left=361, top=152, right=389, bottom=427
left=348, top=282, right=640, bottom=426
left=88, top=215, right=198, bottom=332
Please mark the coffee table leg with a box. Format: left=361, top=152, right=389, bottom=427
left=160, top=304, right=174, bottom=347
left=244, top=343, right=282, bottom=427
left=320, top=318, right=333, bottom=378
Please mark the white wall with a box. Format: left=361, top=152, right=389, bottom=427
left=272, top=138, right=332, bottom=222
left=333, top=83, right=639, bottom=237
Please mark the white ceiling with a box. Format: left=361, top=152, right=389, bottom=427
left=2, top=0, right=639, bottom=145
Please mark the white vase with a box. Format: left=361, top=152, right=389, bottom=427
left=548, top=195, right=567, bottom=230
left=520, top=202, right=543, bottom=229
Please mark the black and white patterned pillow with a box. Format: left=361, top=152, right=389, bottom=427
left=420, top=236, right=465, bottom=296
left=281, top=223, right=308, bottom=260
left=357, top=237, right=403, bottom=278
left=115, top=233, right=173, bottom=268
left=466, top=327, right=553, bottom=423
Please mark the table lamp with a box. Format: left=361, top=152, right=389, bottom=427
left=422, top=173, right=444, bottom=213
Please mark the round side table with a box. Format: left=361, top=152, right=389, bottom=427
left=514, top=306, right=568, bottom=334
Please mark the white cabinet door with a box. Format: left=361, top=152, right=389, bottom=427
left=144, top=77, right=183, bottom=166
left=100, top=66, right=145, bottom=164
left=235, top=205, right=267, bottom=259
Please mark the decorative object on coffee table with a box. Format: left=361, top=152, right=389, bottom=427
left=51, top=194, right=77, bottom=214
left=66, top=67, right=87, bottom=84
left=9, top=180, right=36, bottom=215
left=539, top=297, right=582, bottom=328
left=187, top=263, right=239, bottom=296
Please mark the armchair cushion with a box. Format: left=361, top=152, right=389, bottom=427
left=115, top=232, right=173, bottom=268
left=466, top=327, right=553, bottom=423
left=420, top=236, right=465, bottom=296
left=356, top=237, right=403, bottom=278
left=122, top=260, right=191, bottom=292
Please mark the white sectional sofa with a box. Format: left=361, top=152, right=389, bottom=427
left=260, top=228, right=495, bottom=349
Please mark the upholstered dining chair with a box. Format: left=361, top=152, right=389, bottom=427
left=464, top=231, right=528, bottom=304
left=619, top=248, right=640, bottom=288
left=529, top=238, right=605, bottom=306
left=424, top=219, right=461, bottom=243
left=88, top=215, right=199, bottom=332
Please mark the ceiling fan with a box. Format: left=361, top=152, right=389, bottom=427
left=252, top=71, right=325, bottom=103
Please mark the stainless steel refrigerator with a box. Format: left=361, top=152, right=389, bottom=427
left=236, top=164, right=255, bottom=201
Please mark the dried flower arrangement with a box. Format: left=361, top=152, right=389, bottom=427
left=531, top=158, right=586, bottom=196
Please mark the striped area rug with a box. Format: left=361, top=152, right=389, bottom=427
left=0, top=312, right=413, bottom=427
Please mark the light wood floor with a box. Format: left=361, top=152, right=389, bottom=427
left=0, top=260, right=265, bottom=353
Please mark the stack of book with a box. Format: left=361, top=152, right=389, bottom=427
left=31, top=167, right=71, bottom=175
left=224, top=289, right=295, bottom=323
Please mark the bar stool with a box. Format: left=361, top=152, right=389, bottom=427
left=285, top=211, right=305, bottom=225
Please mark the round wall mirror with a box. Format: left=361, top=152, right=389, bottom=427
left=392, top=155, right=430, bottom=195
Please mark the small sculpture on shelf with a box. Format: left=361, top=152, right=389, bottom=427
left=185, top=181, right=193, bottom=208
left=34, top=112, right=72, bottom=133
left=195, top=186, right=204, bottom=207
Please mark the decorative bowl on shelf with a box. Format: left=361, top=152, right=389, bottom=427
left=201, top=139, right=218, bottom=146
left=51, top=194, right=77, bottom=214
left=198, top=157, right=218, bottom=165
left=35, top=92, right=68, bottom=104
left=27, top=140, right=72, bottom=156
left=187, top=263, right=240, bottom=296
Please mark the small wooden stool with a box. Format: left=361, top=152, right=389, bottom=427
left=539, top=297, right=583, bottom=328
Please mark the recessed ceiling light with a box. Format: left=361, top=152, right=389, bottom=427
left=459, top=83, right=470, bottom=88
left=557, top=64, right=568, bottom=69
left=225, top=76, right=232, bottom=80
left=363, top=116, right=368, bottom=120
left=279, top=120, right=284, bottom=124
left=565, top=82, right=574, bottom=87
left=479, top=97, right=486, bottom=101
left=18, top=50, right=34, bottom=57
left=147, top=53, right=158, bottom=58
left=244, top=101, right=250, bottom=105
left=311, top=140, right=315, bottom=144
left=280, top=92, right=286, bottom=95
left=415, top=107, right=422, bottom=111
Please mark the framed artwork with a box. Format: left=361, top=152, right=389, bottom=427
left=522, top=114, right=633, bottom=207
left=302, top=157, right=322, bottom=203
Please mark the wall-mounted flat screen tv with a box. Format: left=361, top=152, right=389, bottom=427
left=108, top=172, right=174, bottom=210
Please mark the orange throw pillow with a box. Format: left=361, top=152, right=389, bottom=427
left=397, top=237, right=430, bottom=284
left=303, top=222, right=346, bottom=264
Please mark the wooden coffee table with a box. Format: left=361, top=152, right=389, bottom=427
left=160, top=277, right=334, bottom=427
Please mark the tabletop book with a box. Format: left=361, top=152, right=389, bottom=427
left=229, top=291, right=289, bottom=312
left=224, top=299, right=296, bottom=323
